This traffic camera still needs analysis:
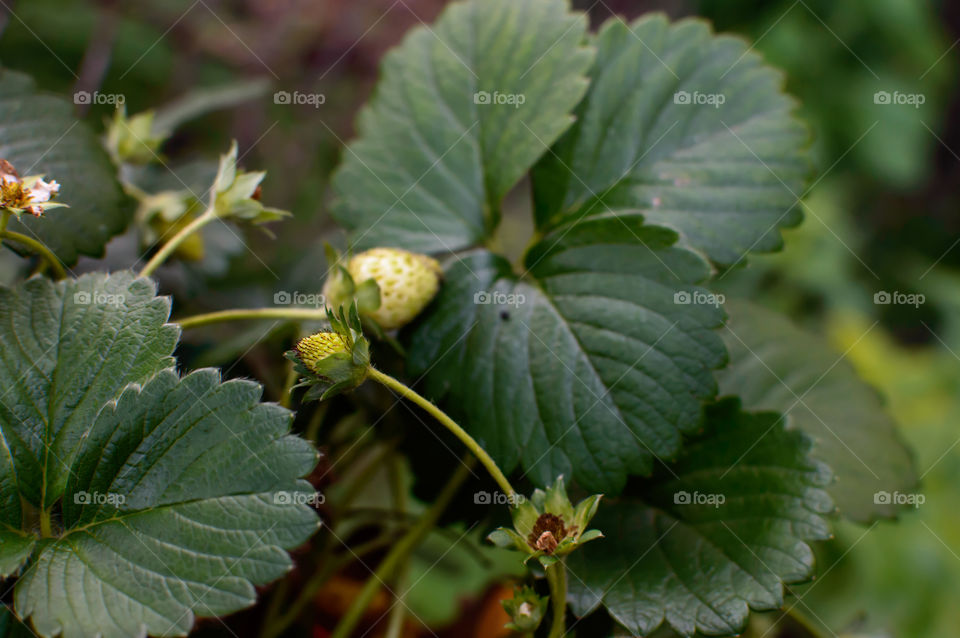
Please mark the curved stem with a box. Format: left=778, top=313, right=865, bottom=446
left=329, top=459, right=475, bottom=638
left=367, top=367, right=516, bottom=499
left=546, top=561, right=568, bottom=638
left=139, top=209, right=215, bottom=278
left=175, top=307, right=329, bottom=330
left=0, top=230, right=67, bottom=279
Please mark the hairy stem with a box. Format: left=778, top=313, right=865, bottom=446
left=367, top=367, right=516, bottom=499
left=139, top=209, right=215, bottom=278
left=329, top=459, right=475, bottom=638
left=175, top=307, right=329, bottom=330
left=0, top=230, right=67, bottom=279
left=546, top=561, right=568, bottom=638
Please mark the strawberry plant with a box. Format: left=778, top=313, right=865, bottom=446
left=0, top=1, right=919, bottom=637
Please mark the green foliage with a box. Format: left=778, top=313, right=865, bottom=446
left=0, top=273, right=319, bottom=637
left=0, top=69, right=129, bottom=263
left=566, top=400, right=833, bottom=637
left=532, top=14, right=810, bottom=264
left=331, top=0, right=594, bottom=252
left=717, top=299, right=917, bottom=522
left=407, top=221, right=726, bottom=493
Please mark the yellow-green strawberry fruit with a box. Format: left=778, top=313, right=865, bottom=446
left=296, top=332, right=348, bottom=372
left=347, top=248, right=442, bottom=330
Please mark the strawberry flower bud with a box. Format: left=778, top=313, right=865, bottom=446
left=502, top=585, right=548, bottom=633
left=488, top=476, right=603, bottom=567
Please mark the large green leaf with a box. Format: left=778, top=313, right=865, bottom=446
left=566, top=399, right=832, bottom=637
left=331, top=0, right=593, bottom=253
left=531, top=15, right=810, bottom=265
left=407, top=216, right=726, bottom=493
left=716, top=299, right=917, bottom=522
left=0, top=69, right=130, bottom=264
left=0, top=272, right=320, bottom=637
left=0, top=272, right=177, bottom=513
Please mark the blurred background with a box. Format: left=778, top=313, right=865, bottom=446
left=1, top=0, right=958, bottom=636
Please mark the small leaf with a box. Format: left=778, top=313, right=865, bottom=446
left=0, top=68, right=130, bottom=263
left=531, top=14, right=810, bottom=264
left=332, top=0, right=593, bottom=252
left=566, top=399, right=832, bottom=637
left=717, top=299, right=917, bottom=522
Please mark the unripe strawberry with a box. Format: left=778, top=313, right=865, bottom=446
left=328, top=248, right=442, bottom=330
left=295, top=332, right=348, bottom=372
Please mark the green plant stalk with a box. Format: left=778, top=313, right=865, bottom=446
left=546, top=561, right=568, bottom=638
left=38, top=508, right=53, bottom=538
left=0, top=230, right=67, bottom=279
left=139, top=208, right=216, bottom=278
left=0, top=210, right=10, bottom=250
left=175, top=307, right=330, bottom=330
left=367, top=367, right=516, bottom=499
left=329, top=459, right=474, bottom=638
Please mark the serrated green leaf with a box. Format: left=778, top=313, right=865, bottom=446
left=0, top=272, right=178, bottom=513
left=332, top=0, right=593, bottom=252
left=566, top=399, right=833, bottom=637
left=531, top=14, right=810, bottom=265
left=15, top=368, right=319, bottom=638
left=717, top=299, right=917, bottom=522
left=0, top=272, right=320, bottom=637
left=0, top=68, right=130, bottom=263
left=407, top=217, right=726, bottom=493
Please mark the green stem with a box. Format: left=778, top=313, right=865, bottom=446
left=367, top=367, right=516, bottom=499
left=175, top=307, right=329, bottom=330
left=546, top=561, right=568, bottom=638
left=279, top=361, right=298, bottom=409
left=0, top=230, right=67, bottom=279
left=139, top=209, right=216, bottom=278
left=329, top=459, right=475, bottom=638
left=39, top=508, right=53, bottom=538
left=0, top=210, right=10, bottom=250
